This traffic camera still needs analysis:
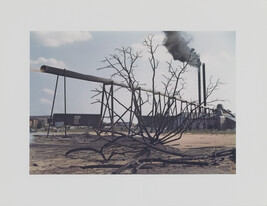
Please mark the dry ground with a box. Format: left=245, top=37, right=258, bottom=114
left=30, top=132, right=236, bottom=174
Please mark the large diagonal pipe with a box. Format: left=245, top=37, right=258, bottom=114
left=40, top=65, right=211, bottom=109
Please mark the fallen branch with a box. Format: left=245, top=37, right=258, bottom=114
left=182, top=148, right=235, bottom=160
left=138, top=158, right=209, bottom=166
left=80, top=164, right=123, bottom=169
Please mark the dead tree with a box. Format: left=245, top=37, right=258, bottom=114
left=95, top=35, right=206, bottom=144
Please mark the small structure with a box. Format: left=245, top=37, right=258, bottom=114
left=53, top=113, right=101, bottom=127
left=214, top=104, right=236, bottom=130
left=30, top=115, right=50, bottom=128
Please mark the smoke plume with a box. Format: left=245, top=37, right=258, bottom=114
left=163, top=31, right=201, bottom=67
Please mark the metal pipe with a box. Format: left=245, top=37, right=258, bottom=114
left=40, top=65, right=211, bottom=110
left=41, top=65, right=121, bottom=86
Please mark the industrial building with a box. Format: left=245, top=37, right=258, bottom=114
left=142, top=104, right=236, bottom=131
left=53, top=113, right=101, bottom=127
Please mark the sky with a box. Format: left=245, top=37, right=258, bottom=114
left=30, top=31, right=235, bottom=117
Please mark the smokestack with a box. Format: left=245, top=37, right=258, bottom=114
left=163, top=31, right=202, bottom=112
left=202, top=63, right=207, bottom=113
left=163, top=31, right=201, bottom=68
left=198, top=66, right=202, bottom=113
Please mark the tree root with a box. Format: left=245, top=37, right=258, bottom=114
left=65, top=147, right=127, bottom=162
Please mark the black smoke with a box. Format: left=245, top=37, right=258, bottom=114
left=163, top=31, right=201, bottom=67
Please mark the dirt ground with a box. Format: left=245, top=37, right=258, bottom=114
left=30, top=132, right=236, bottom=174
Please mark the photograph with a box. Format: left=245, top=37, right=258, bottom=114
left=1, top=0, right=267, bottom=205
left=30, top=31, right=236, bottom=174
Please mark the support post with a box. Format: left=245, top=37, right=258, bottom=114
left=139, top=87, right=142, bottom=117
left=167, top=97, right=171, bottom=132
left=128, top=90, right=134, bottom=135
left=99, top=83, right=105, bottom=129
left=158, top=92, right=162, bottom=114
left=110, top=83, right=114, bottom=135
left=47, top=75, right=59, bottom=138
left=64, top=69, right=67, bottom=137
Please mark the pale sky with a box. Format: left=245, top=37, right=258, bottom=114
left=30, top=31, right=235, bottom=116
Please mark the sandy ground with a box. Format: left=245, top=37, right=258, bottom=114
left=30, top=132, right=236, bottom=174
